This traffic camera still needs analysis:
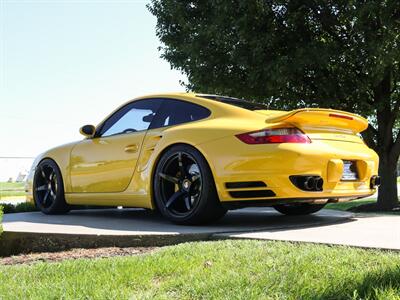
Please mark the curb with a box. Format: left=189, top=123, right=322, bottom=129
left=0, top=231, right=214, bottom=257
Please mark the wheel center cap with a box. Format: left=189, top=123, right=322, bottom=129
left=182, top=179, right=191, bottom=191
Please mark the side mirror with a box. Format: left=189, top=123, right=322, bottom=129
left=142, top=113, right=155, bottom=123
left=79, top=124, right=95, bottom=138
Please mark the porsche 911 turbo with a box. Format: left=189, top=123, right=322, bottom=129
left=26, top=93, right=380, bottom=224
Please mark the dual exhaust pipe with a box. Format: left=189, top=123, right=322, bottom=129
left=292, top=175, right=381, bottom=192
left=289, top=175, right=324, bottom=192
left=370, top=175, right=381, bottom=189
left=303, top=176, right=324, bottom=191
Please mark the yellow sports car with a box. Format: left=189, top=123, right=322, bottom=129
left=26, top=93, right=380, bottom=224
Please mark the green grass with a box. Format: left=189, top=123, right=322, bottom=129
left=0, top=182, right=25, bottom=189
left=1, top=240, right=400, bottom=299
left=0, top=191, right=26, bottom=198
left=326, top=197, right=400, bottom=214
left=326, top=198, right=377, bottom=211
left=0, top=182, right=26, bottom=199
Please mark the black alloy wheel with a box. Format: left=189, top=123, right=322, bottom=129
left=154, top=145, right=227, bottom=225
left=34, top=159, right=70, bottom=214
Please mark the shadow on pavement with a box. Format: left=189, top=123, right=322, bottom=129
left=3, top=207, right=355, bottom=234
left=0, top=207, right=356, bottom=257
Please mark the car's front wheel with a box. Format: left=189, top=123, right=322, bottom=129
left=273, top=203, right=325, bottom=215
left=33, top=159, right=70, bottom=214
left=153, top=145, right=227, bottom=225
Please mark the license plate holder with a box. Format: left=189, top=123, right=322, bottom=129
left=341, top=160, right=359, bottom=181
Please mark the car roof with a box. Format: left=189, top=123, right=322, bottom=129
left=95, top=93, right=274, bottom=132
left=134, top=92, right=271, bottom=111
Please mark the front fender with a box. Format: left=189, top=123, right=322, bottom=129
left=26, top=141, right=80, bottom=199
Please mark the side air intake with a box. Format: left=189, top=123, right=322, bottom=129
left=229, top=190, right=276, bottom=199
left=225, top=181, right=267, bottom=189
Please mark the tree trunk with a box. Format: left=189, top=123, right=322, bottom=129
left=377, top=153, right=399, bottom=210
left=374, top=68, right=399, bottom=210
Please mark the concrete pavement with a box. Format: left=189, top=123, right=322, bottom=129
left=2, top=207, right=400, bottom=255
left=218, top=213, right=400, bottom=250
left=2, top=207, right=349, bottom=236
left=1, top=208, right=352, bottom=255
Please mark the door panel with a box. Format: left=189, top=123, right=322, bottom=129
left=70, top=132, right=146, bottom=193
left=136, top=128, right=166, bottom=172
left=69, top=98, right=163, bottom=193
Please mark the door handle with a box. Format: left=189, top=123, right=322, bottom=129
left=145, top=135, right=163, bottom=151
left=153, top=135, right=163, bottom=140
left=124, top=144, right=138, bottom=153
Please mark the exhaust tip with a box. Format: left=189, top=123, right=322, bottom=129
left=370, top=175, right=381, bottom=189
left=316, top=178, right=324, bottom=191
left=290, top=175, right=323, bottom=192
left=303, top=177, right=316, bottom=191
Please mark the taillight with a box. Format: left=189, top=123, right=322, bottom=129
left=236, top=127, right=311, bottom=144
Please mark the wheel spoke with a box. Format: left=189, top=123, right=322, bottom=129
left=43, top=190, right=50, bottom=205
left=159, top=173, right=179, bottom=184
left=184, top=195, right=191, bottom=210
left=177, top=152, right=187, bottom=177
left=41, top=167, right=47, bottom=179
left=53, top=175, right=58, bottom=192
left=165, top=191, right=185, bottom=208
left=160, top=152, right=204, bottom=216
left=191, top=174, right=200, bottom=182
left=49, top=172, right=54, bottom=181
left=36, top=185, right=48, bottom=192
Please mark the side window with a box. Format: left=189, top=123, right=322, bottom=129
left=99, top=99, right=163, bottom=137
left=150, top=99, right=210, bottom=129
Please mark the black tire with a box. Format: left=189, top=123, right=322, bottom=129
left=273, top=203, right=325, bottom=215
left=33, top=159, right=70, bottom=214
left=153, top=144, right=227, bottom=225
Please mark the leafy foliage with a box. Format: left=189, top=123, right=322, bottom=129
left=1, top=202, right=38, bottom=214
left=149, top=0, right=400, bottom=208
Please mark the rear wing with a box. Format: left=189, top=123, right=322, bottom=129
left=263, top=108, right=368, bottom=133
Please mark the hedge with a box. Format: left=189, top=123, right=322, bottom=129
left=1, top=202, right=38, bottom=214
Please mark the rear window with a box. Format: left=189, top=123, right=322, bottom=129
left=150, top=99, right=211, bottom=129
left=196, top=94, right=269, bottom=110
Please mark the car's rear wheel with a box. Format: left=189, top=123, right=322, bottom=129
left=153, top=145, right=227, bottom=225
left=33, top=159, right=70, bottom=214
left=273, top=203, right=325, bottom=215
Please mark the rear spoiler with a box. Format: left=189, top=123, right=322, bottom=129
left=263, top=108, right=368, bottom=133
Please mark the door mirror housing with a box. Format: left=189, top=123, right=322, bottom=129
left=142, top=113, right=155, bottom=123
left=79, top=124, right=95, bottom=138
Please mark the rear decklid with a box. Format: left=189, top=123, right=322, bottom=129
left=256, top=108, right=368, bottom=144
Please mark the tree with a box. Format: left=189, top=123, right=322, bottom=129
left=149, top=0, right=400, bottom=210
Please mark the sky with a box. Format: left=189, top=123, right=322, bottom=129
left=0, top=0, right=186, bottom=179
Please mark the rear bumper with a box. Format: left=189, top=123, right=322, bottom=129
left=198, top=137, right=379, bottom=203
left=222, top=194, right=374, bottom=209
